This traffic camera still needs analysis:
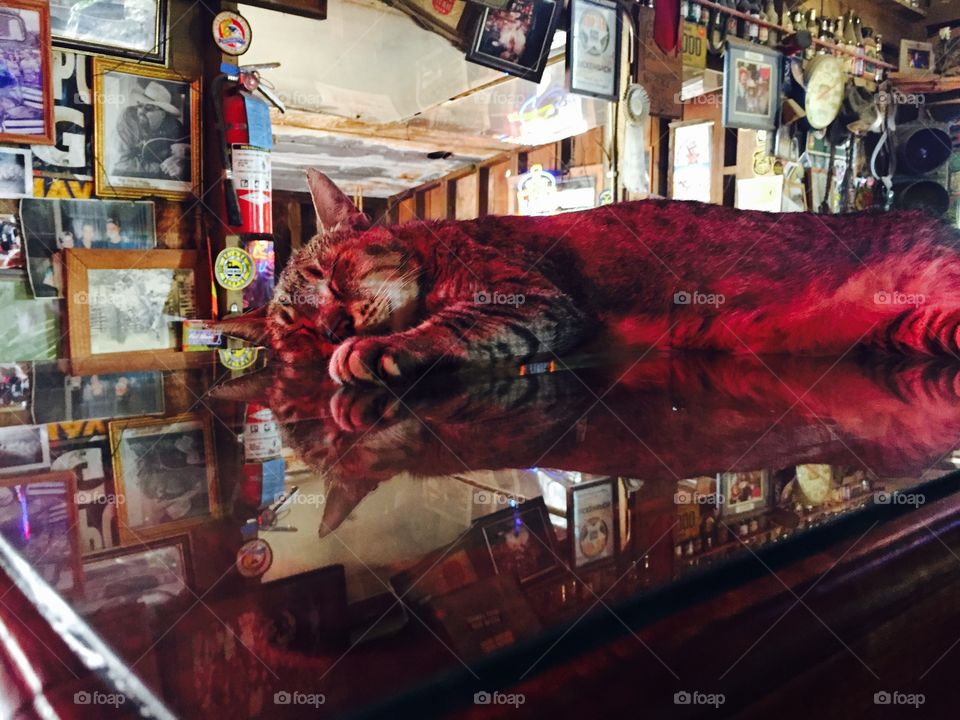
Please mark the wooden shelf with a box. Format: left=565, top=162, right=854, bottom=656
left=689, top=0, right=898, bottom=71
left=883, top=0, right=927, bottom=19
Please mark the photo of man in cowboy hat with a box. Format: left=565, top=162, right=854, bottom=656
left=112, top=79, right=190, bottom=181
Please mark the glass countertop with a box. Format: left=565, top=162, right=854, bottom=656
left=2, top=351, right=959, bottom=717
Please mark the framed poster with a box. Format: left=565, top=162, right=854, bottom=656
left=568, top=476, right=617, bottom=568
left=76, top=535, right=193, bottom=616
left=719, top=470, right=769, bottom=517
left=93, top=59, right=201, bottom=200
left=0, top=0, right=55, bottom=145
left=30, top=51, right=94, bottom=187
left=109, top=413, right=220, bottom=544
left=670, top=120, right=713, bottom=203
left=0, top=147, right=33, bottom=198
left=567, top=0, right=621, bottom=102
left=21, top=197, right=157, bottom=298
left=50, top=434, right=119, bottom=555
left=0, top=471, right=81, bottom=594
left=64, top=249, right=204, bottom=366
left=477, top=497, right=560, bottom=584
left=723, top=39, right=781, bottom=131
left=51, top=0, right=168, bottom=65
left=465, top=0, right=562, bottom=83
left=0, top=423, right=50, bottom=474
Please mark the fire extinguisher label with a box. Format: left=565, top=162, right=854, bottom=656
left=230, top=144, right=273, bottom=234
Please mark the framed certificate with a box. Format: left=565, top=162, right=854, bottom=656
left=567, top=0, right=621, bottom=102
left=568, top=476, right=617, bottom=568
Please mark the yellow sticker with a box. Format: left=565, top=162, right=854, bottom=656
left=218, top=347, right=259, bottom=370
left=215, top=247, right=256, bottom=290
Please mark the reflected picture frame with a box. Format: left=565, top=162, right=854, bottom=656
left=109, top=413, right=220, bottom=545
left=567, top=476, right=618, bottom=569
left=93, top=58, right=201, bottom=200
left=51, top=0, right=168, bottom=64
left=0, top=0, right=55, bottom=145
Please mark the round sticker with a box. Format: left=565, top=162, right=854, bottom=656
left=598, top=189, right=614, bottom=206
left=578, top=517, right=610, bottom=558
left=219, top=347, right=259, bottom=370
left=212, top=11, right=252, bottom=56
left=215, top=247, right=255, bottom=290
left=237, top=538, right=273, bottom=578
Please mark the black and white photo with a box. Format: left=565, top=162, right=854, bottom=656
left=94, top=59, right=200, bottom=199
left=465, top=0, right=562, bottom=83
left=33, top=363, right=164, bottom=423
left=0, top=423, right=50, bottom=474
left=50, top=0, right=167, bottom=64
left=0, top=147, right=32, bottom=199
left=31, top=51, right=93, bottom=183
left=20, top=197, right=156, bottom=298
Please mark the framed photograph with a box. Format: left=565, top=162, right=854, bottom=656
left=64, top=249, right=206, bottom=367
left=1, top=214, right=24, bottom=271
left=723, top=39, right=781, bottom=131
left=21, top=198, right=157, bottom=298
left=0, top=147, right=32, bottom=198
left=478, top=497, right=560, bottom=584
left=0, top=423, right=50, bottom=474
left=670, top=120, right=713, bottom=203
left=465, top=0, right=562, bottom=83
left=31, top=51, right=94, bottom=185
left=0, top=471, right=81, bottom=593
left=0, top=279, right=60, bottom=361
left=568, top=476, right=618, bottom=568
left=50, top=434, right=119, bottom=555
left=719, top=470, right=769, bottom=517
left=93, top=59, right=201, bottom=200
left=50, top=0, right=167, bottom=65
left=33, top=362, right=165, bottom=424
left=109, top=413, right=220, bottom=543
left=0, top=0, right=55, bottom=145
left=0, top=362, right=31, bottom=415
left=567, top=0, right=621, bottom=102
left=900, top=40, right=935, bottom=78
left=76, top=535, right=193, bottom=616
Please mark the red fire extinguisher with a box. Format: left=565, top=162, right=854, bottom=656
left=212, top=63, right=285, bottom=235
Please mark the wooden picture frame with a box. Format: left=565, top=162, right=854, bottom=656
left=899, top=40, right=936, bottom=78
left=64, top=248, right=210, bottom=371
left=0, top=0, right=55, bottom=145
left=567, top=0, right=622, bottom=102
left=722, top=39, right=782, bottom=131
left=568, top=476, right=618, bottom=569
left=92, top=58, right=201, bottom=200
left=0, top=470, right=82, bottom=595
left=109, top=413, right=220, bottom=544
left=51, top=0, right=168, bottom=65
left=77, top=534, right=194, bottom=616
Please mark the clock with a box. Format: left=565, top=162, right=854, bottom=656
left=804, top=55, right=847, bottom=130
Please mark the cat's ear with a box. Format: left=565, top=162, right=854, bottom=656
left=211, top=306, right=270, bottom=345
left=306, top=168, right=370, bottom=233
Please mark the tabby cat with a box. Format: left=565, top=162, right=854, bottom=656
left=220, top=169, right=960, bottom=385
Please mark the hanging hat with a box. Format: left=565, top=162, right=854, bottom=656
left=131, top=81, right=180, bottom=117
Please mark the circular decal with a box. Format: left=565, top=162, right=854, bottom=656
left=598, top=189, right=614, bottom=205
left=236, top=538, right=273, bottom=578
left=219, top=347, right=259, bottom=370
left=579, top=10, right=610, bottom=55
left=212, top=11, right=252, bottom=56
left=578, top=517, right=610, bottom=558
left=215, top=247, right=255, bottom=290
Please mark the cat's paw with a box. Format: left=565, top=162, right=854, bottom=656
left=328, top=337, right=406, bottom=385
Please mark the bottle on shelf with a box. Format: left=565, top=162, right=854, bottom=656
left=680, top=0, right=690, bottom=22
left=783, top=6, right=795, bottom=35
left=758, top=2, right=770, bottom=45
left=765, top=0, right=779, bottom=47
left=805, top=8, right=819, bottom=58
left=854, top=40, right=866, bottom=77
left=726, top=0, right=740, bottom=42
left=874, top=34, right=886, bottom=84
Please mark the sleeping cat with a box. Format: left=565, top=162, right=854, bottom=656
left=220, top=169, right=960, bottom=385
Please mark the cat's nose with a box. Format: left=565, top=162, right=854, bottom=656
left=324, top=314, right=354, bottom=343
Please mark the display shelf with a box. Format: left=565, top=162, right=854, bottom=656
left=688, top=0, right=899, bottom=71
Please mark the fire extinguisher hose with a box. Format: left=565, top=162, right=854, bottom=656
left=211, top=73, right=243, bottom=228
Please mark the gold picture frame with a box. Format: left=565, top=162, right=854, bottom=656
left=109, top=413, right=220, bottom=544
left=92, top=58, right=201, bottom=200
left=64, top=248, right=212, bottom=373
